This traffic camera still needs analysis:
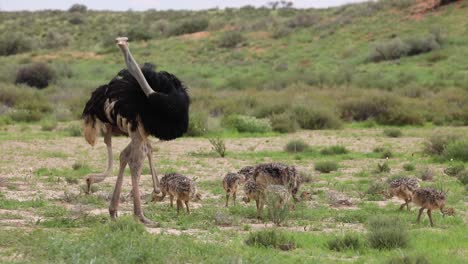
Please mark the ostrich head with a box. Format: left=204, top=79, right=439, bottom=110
left=115, top=37, right=156, bottom=97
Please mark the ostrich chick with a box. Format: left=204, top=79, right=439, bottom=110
left=153, top=173, right=200, bottom=214
left=387, top=177, right=420, bottom=211
left=223, top=173, right=246, bottom=207
left=413, top=188, right=446, bottom=227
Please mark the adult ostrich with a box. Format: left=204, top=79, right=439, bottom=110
left=82, top=37, right=190, bottom=225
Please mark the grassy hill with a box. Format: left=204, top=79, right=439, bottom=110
left=0, top=0, right=467, bottom=131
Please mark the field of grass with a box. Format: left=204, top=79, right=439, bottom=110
left=0, top=124, right=467, bottom=263
left=0, top=0, right=467, bottom=263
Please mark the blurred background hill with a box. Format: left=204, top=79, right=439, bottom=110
left=0, top=0, right=467, bottom=134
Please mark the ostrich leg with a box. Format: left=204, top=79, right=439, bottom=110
left=127, top=130, right=158, bottom=226
left=146, top=142, right=161, bottom=194
left=85, top=124, right=113, bottom=194
left=109, top=143, right=130, bottom=219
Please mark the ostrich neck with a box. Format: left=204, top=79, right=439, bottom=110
left=120, top=46, right=155, bottom=97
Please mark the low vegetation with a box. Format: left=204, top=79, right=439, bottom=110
left=367, top=215, right=409, bottom=250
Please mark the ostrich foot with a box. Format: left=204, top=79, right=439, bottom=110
left=137, top=215, right=160, bottom=227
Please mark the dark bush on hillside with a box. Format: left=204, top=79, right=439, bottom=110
left=222, top=115, right=272, bottom=133
left=218, top=32, right=246, bottom=48
left=369, top=33, right=441, bottom=63
left=284, top=140, right=309, bottom=153
left=127, top=26, right=153, bottom=41
left=418, top=167, right=435, bottom=181
left=457, top=171, right=468, bottom=185
left=16, top=63, right=54, bottom=89
left=271, top=26, right=293, bottom=39
left=293, top=105, right=342, bottom=130
left=367, top=215, right=409, bottom=250
left=68, top=13, right=85, bottom=25
left=168, top=18, right=209, bottom=36
left=270, top=112, right=299, bottom=133
left=340, top=94, right=423, bottom=125
left=287, top=14, right=319, bottom=28
left=68, top=4, right=88, bottom=13
left=42, top=31, right=70, bottom=49
left=0, top=33, right=32, bottom=56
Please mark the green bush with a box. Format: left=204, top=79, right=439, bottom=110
left=327, top=234, right=364, bottom=251
left=418, top=167, right=435, bottom=181
left=127, top=26, right=153, bottom=41
left=373, top=147, right=393, bottom=159
left=315, top=161, right=339, bottom=173
left=369, top=33, right=440, bottom=63
left=168, top=18, right=209, bottom=36
left=375, top=162, right=391, bottom=173
left=457, top=170, right=468, bottom=185
left=63, top=124, right=82, bottom=137
left=271, top=26, right=292, bottom=39
left=384, top=128, right=403, bottom=138
left=209, top=137, right=226, bottom=158
left=8, top=110, right=43, bottom=122
left=424, top=132, right=460, bottom=156
left=443, top=163, right=465, bottom=176
left=293, top=105, right=342, bottom=130
left=284, top=140, right=309, bottom=153
left=245, top=229, right=296, bottom=250
left=265, top=191, right=291, bottom=226
left=42, top=31, right=70, bottom=50
left=320, top=145, right=348, bottom=155
left=367, top=215, right=409, bottom=250
left=0, top=32, right=32, bottom=56
left=218, top=32, right=246, bottom=48
left=403, top=163, right=415, bottom=171
left=287, top=14, right=318, bottom=28
left=366, top=181, right=386, bottom=200
left=185, top=111, right=208, bottom=137
left=15, top=63, right=55, bottom=89
left=442, top=140, right=468, bottom=162
left=222, top=115, right=272, bottom=133
left=269, top=112, right=299, bottom=133
left=41, top=119, right=58, bottom=131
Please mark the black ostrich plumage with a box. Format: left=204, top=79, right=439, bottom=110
left=82, top=63, right=190, bottom=140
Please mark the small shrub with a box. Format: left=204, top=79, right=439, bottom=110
left=327, top=234, right=364, bottom=252
left=320, top=145, right=348, bottom=155
left=384, top=128, right=403, bottom=138
left=423, top=132, right=459, bottom=155
left=127, top=26, right=153, bottom=41
left=366, top=181, right=386, bottom=200
left=209, top=137, right=226, bottom=158
left=266, top=192, right=291, bottom=226
left=287, top=14, right=318, bottom=28
left=271, top=26, right=292, bottom=39
left=185, top=111, right=207, bottom=137
left=374, top=147, right=393, bottom=159
left=8, top=110, right=43, bottom=122
left=68, top=13, right=85, bottom=25
left=16, top=63, right=54, bottom=89
left=368, top=38, right=409, bottom=62
left=442, top=140, right=468, bottom=162
left=222, top=115, right=272, bottom=133
left=284, top=140, right=309, bottom=153
left=41, top=119, right=58, bottom=131
left=457, top=170, right=468, bottom=185
left=42, top=31, right=70, bottom=50
left=168, top=18, right=209, bottom=36
left=375, top=162, right=391, bottom=173
left=315, top=161, right=339, bottom=173
left=293, top=105, right=342, bottom=130
left=367, top=215, right=409, bottom=250
left=214, top=211, right=234, bottom=226
left=0, top=32, right=32, bottom=56
left=269, top=112, right=299, bottom=133
left=418, top=167, right=435, bottom=181
left=218, top=32, right=245, bottom=48
left=386, top=255, right=430, bottom=264
left=245, top=229, right=296, bottom=250
left=63, top=124, right=82, bottom=137
left=443, top=163, right=465, bottom=177
left=403, top=163, right=415, bottom=171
